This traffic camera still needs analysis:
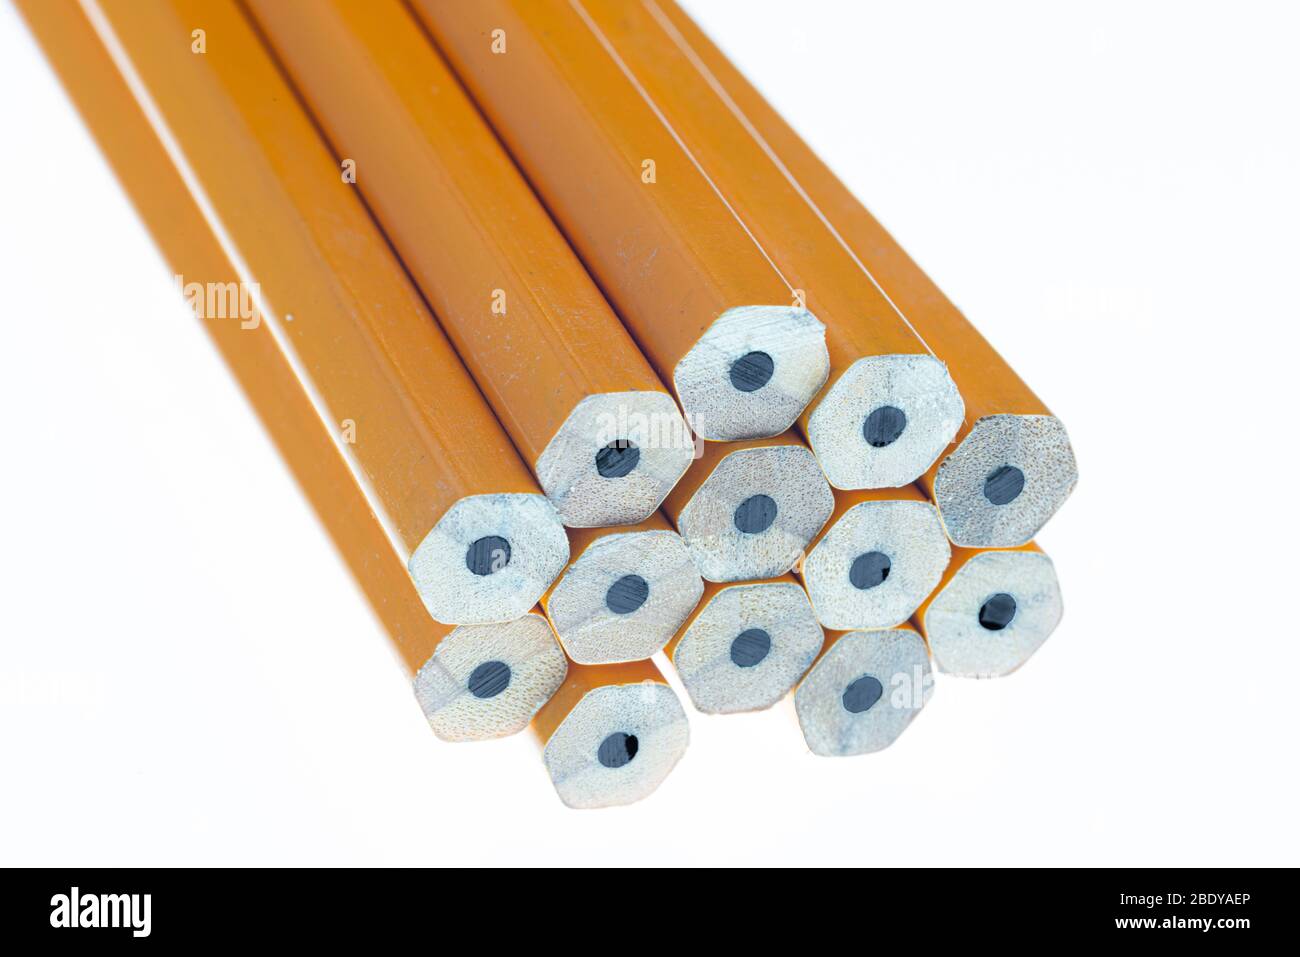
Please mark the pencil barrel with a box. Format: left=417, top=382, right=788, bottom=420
left=22, top=0, right=1079, bottom=809
left=412, top=0, right=833, bottom=442
left=246, top=0, right=695, bottom=529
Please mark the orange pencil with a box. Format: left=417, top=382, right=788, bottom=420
left=531, top=0, right=968, bottom=492
left=913, top=542, right=1064, bottom=678
left=412, top=0, right=832, bottom=443
left=660, top=432, right=833, bottom=583
left=541, top=513, right=703, bottom=664
left=17, top=0, right=567, bottom=741
left=793, top=626, right=934, bottom=757
left=641, top=0, right=1079, bottom=546
left=532, top=658, right=690, bottom=808
left=73, top=0, right=570, bottom=626
left=245, top=0, right=695, bottom=528
left=798, top=486, right=951, bottom=632
left=663, top=575, right=823, bottom=714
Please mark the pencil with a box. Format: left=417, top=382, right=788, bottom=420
left=661, top=433, right=834, bottom=583
left=532, top=658, right=690, bottom=808
left=245, top=0, right=695, bottom=528
left=664, top=576, right=823, bottom=714
left=640, top=0, right=1079, bottom=546
left=78, top=0, right=569, bottom=626
left=913, top=542, right=1064, bottom=677
left=542, top=514, right=703, bottom=664
left=412, top=0, right=833, bottom=443
left=799, top=486, right=951, bottom=631
left=552, top=0, right=968, bottom=491
left=413, top=612, right=570, bottom=741
left=18, top=0, right=567, bottom=742
left=793, top=627, right=934, bottom=757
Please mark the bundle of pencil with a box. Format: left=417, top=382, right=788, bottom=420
left=20, top=0, right=1076, bottom=809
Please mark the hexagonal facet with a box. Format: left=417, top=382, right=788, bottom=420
left=542, top=682, right=690, bottom=809
left=922, top=549, right=1064, bottom=677
left=535, top=391, right=694, bottom=527
left=932, top=414, right=1078, bottom=548
left=413, top=613, right=568, bottom=741
left=673, top=305, right=829, bottom=440
left=794, top=628, right=932, bottom=757
left=803, top=499, right=951, bottom=630
left=671, top=581, right=824, bottom=714
left=677, top=445, right=834, bottom=582
left=807, top=354, right=964, bottom=489
left=408, top=493, right=569, bottom=625
left=546, top=529, right=703, bottom=664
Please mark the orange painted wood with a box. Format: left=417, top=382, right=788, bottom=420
left=245, top=0, right=671, bottom=470
left=16, top=0, right=449, bottom=675
left=83, top=0, right=541, bottom=563
left=648, top=0, right=1058, bottom=498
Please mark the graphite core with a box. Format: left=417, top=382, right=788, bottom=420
left=734, top=493, right=778, bottom=534
left=730, top=628, right=773, bottom=668
left=984, top=465, right=1025, bottom=506
left=596, top=440, right=641, bottom=479
left=597, top=732, right=639, bottom=769
left=863, top=405, right=908, bottom=448
left=729, top=350, right=775, bottom=392
left=465, top=535, right=511, bottom=576
left=605, top=574, right=650, bottom=614
left=842, top=675, right=884, bottom=714
left=849, top=551, right=892, bottom=591
left=467, top=660, right=512, bottom=699
left=979, top=592, right=1018, bottom=631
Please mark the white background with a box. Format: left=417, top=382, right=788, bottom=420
left=1, top=0, right=1297, bottom=866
